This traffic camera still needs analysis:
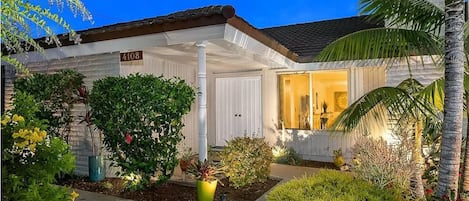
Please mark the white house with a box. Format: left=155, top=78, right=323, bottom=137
left=2, top=5, right=444, bottom=176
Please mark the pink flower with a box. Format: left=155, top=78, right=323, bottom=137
left=125, top=132, right=133, bottom=144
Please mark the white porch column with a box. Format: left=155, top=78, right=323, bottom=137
left=196, top=41, right=208, bottom=162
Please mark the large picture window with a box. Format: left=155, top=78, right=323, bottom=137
left=279, top=70, right=348, bottom=130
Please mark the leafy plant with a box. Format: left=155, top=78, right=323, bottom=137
left=14, top=69, right=85, bottom=143
left=272, top=146, right=302, bottom=165
left=333, top=148, right=345, bottom=168
left=89, top=73, right=196, bottom=190
left=352, top=136, right=413, bottom=198
left=76, top=85, right=102, bottom=155
left=186, top=160, right=225, bottom=182
left=2, top=92, right=76, bottom=201
left=220, top=137, right=273, bottom=188
left=266, top=170, right=403, bottom=201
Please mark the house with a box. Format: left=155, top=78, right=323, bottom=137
left=2, top=5, right=444, bottom=176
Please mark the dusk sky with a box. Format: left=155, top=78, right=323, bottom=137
left=38, top=0, right=360, bottom=36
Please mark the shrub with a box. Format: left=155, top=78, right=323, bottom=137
left=272, top=146, right=302, bottom=165
left=352, top=136, right=413, bottom=197
left=267, top=170, right=403, bottom=201
left=14, top=69, right=85, bottom=142
left=89, top=74, right=196, bottom=190
left=2, top=92, right=76, bottom=201
left=220, top=137, right=273, bottom=188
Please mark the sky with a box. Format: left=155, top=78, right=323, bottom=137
left=38, top=0, right=361, bottom=36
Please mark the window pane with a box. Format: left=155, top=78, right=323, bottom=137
left=311, top=71, right=348, bottom=129
left=278, top=70, right=348, bottom=130
left=278, top=74, right=310, bottom=129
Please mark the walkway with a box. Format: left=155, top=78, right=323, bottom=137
left=74, top=163, right=321, bottom=201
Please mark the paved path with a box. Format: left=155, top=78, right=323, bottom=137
left=75, top=163, right=321, bottom=201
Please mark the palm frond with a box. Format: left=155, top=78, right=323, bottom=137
left=316, top=28, right=443, bottom=64
left=419, top=77, right=445, bottom=111
left=359, top=0, right=444, bottom=33
left=332, top=87, right=414, bottom=132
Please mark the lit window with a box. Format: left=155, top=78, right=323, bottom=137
left=278, top=70, right=348, bottom=130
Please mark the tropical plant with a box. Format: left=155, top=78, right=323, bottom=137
left=220, top=137, right=273, bottom=188
left=1, top=92, right=76, bottom=201
left=76, top=85, right=102, bottom=156
left=186, top=160, right=225, bottom=182
left=266, top=170, right=403, bottom=201
left=272, top=146, right=303, bottom=165
left=14, top=69, right=85, bottom=143
left=317, top=0, right=467, bottom=199
left=1, top=0, right=92, bottom=74
left=89, top=73, right=196, bottom=190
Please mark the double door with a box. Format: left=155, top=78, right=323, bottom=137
left=215, top=76, right=262, bottom=146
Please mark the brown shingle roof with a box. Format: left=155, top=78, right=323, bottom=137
left=261, top=16, right=385, bottom=62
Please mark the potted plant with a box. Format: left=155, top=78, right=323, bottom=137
left=187, top=160, right=225, bottom=201
left=179, top=145, right=196, bottom=181
left=78, top=85, right=105, bottom=182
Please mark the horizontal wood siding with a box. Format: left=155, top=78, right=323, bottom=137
left=4, top=53, right=120, bottom=176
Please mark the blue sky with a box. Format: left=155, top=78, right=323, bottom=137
left=39, top=0, right=360, bottom=36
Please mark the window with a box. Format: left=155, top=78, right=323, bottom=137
left=278, top=70, right=348, bottom=130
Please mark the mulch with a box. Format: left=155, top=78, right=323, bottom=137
left=60, top=176, right=279, bottom=201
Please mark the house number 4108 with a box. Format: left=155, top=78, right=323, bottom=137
left=120, top=51, right=143, bottom=62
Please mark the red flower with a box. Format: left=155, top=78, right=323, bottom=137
left=125, top=132, right=133, bottom=144
left=425, top=188, right=433, bottom=195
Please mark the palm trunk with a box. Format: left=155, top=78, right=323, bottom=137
left=413, top=120, right=425, bottom=199
left=436, top=0, right=465, bottom=198
left=463, top=94, right=469, bottom=192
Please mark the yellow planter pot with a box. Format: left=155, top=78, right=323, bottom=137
left=196, top=180, right=218, bottom=201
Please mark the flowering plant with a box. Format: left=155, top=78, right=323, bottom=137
left=2, top=92, right=75, bottom=200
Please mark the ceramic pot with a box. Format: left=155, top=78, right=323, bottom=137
left=196, top=180, right=217, bottom=201
left=88, top=155, right=106, bottom=182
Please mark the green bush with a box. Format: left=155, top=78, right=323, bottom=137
left=272, top=146, right=302, bottom=165
left=14, top=69, right=85, bottom=142
left=2, top=92, right=76, bottom=201
left=89, top=74, right=196, bottom=190
left=267, top=170, right=403, bottom=201
left=220, top=137, right=273, bottom=188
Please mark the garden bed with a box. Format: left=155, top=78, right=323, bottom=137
left=59, top=177, right=280, bottom=201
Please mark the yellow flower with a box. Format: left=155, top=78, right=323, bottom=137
left=1, top=116, right=11, bottom=126
left=12, top=114, right=24, bottom=123
left=70, top=190, right=79, bottom=201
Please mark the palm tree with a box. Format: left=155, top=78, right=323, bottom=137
left=317, top=0, right=466, bottom=199
left=332, top=78, right=442, bottom=198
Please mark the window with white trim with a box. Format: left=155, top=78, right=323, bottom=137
left=278, top=70, right=348, bottom=130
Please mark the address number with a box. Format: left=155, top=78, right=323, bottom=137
left=120, top=51, right=143, bottom=62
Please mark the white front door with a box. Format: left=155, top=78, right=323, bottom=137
left=215, top=76, right=262, bottom=146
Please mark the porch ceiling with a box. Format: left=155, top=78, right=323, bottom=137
left=144, top=39, right=283, bottom=73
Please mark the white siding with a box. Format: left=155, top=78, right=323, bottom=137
left=386, top=63, right=443, bottom=87
left=4, top=53, right=120, bottom=176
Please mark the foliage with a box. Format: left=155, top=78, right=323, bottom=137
left=266, top=170, right=403, bottom=201
left=2, top=92, right=76, bottom=201
left=351, top=136, right=413, bottom=198
left=333, top=148, right=345, bottom=168
left=220, top=137, right=273, bottom=188
left=179, top=144, right=195, bottom=161
left=76, top=85, right=102, bottom=155
left=89, top=73, right=196, bottom=190
left=186, top=160, right=225, bottom=182
left=14, top=69, right=85, bottom=143
left=272, top=146, right=302, bottom=165
left=1, top=0, right=92, bottom=73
